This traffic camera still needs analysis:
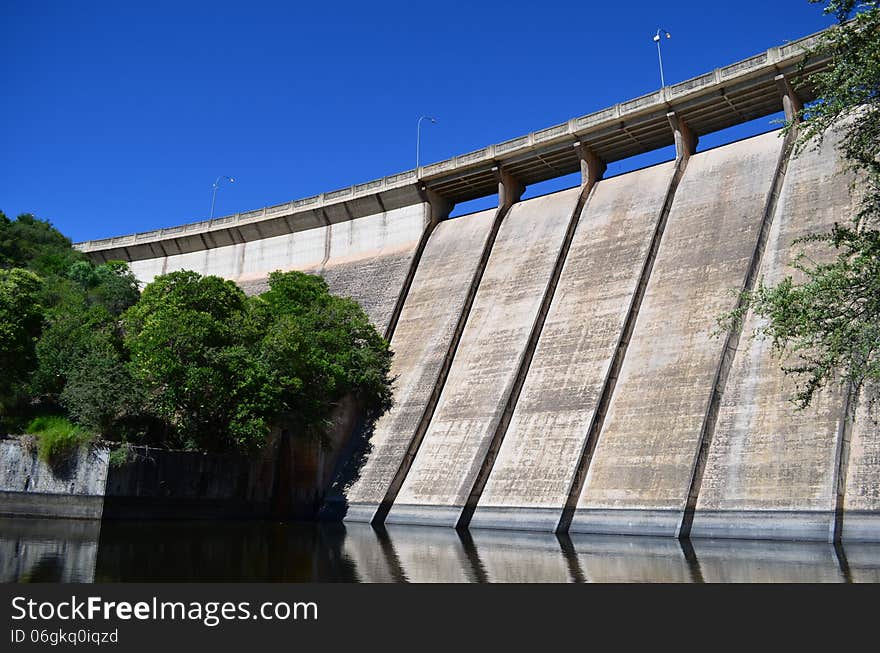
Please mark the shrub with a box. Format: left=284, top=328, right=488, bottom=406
left=108, top=443, right=134, bottom=468
left=27, top=416, right=94, bottom=468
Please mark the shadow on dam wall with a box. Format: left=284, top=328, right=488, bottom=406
left=4, top=518, right=880, bottom=583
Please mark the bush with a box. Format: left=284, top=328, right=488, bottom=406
left=120, top=270, right=394, bottom=453
left=27, top=416, right=94, bottom=468
left=108, top=443, right=134, bottom=468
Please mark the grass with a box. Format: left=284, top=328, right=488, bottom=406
left=26, top=416, right=94, bottom=468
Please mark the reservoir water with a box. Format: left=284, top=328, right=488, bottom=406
left=3, top=517, right=880, bottom=583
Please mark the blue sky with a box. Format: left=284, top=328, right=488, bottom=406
left=1, top=0, right=835, bottom=242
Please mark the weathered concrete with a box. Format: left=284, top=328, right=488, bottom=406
left=386, top=188, right=580, bottom=527
left=130, top=204, right=427, bottom=332
left=0, top=433, right=331, bottom=521
left=571, top=131, right=785, bottom=536
left=691, top=128, right=856, bottom=542
left=102, top=444, right=278, bottom=520
left=843, top=407, right=880, bottom=541
left=338, top=209, right=497, bottom=523
left=0, top=438, right=110, bottom=519
left=469, top=530, right=574, bottom=582
left=471, top=161, right=676, bottom=532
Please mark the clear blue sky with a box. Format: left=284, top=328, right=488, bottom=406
left=1, top=0, right=834, bottom=242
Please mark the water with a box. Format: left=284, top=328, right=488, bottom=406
left=3, top=517, right=880, bottom=583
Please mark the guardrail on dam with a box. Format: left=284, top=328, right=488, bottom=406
left=77, top=25, right=879, bottom=542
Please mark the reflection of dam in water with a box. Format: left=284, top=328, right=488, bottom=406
left=5, top=519, right=880, bottom=583
left=76, top=27, right=879, bottom=542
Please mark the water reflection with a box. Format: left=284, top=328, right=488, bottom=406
left=383, top=525, right=481, bottom=583
left=0, top=518, right=100, bottom=583
left=844, top=544, right=880, bottom=583
left=692, top=538, right=846, bottom=583
left=2, top=517, right=880, bottom=582
left=569, top=534, right=695, bottom=583
left=469, top=530, right=573, bottom=583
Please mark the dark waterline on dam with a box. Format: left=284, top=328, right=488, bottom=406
left=3, top=516, right=880, bottom=583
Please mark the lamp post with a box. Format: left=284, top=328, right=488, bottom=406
left=653, top=28, right=672, bottom=88
left=416, top=115, right=437, bottom=171
left=210, top=175, right=235, bottom=219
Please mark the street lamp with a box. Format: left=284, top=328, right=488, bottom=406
left=416, top=115, right=437, bottom=171
left=210, top=175, right=235, bottom=219
left=653, top=28, right=672, bottom=88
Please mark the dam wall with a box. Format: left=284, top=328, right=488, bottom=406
left=570, top=130, right=785, bottom=536
left=128, top=203, right=428, bottom=333
left=690, top=128, right=855, bottom=542
left=385, top=188, right=580, bottom=527
left=470, top=160, right=677, bottom=532
left=72, top=27, right=879, bottom=542
left=844, top=409, right=880, bottom=541
left=338, top=208, right=497, bottom=523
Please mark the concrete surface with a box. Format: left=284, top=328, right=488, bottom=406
left=386, top=187, right=580, bottom=527
left=843, top=407, right=880, bottom=541
left=571, top=131, right=784, bottom=536
left=691, top=128, right=855, bottom=541
left=0, top=438, right=110, bottom=519
left=130, top=203, right=427, bottom=331
left=340, top=208, right=497, bottom=523
left=471, top=161, right=676, bottom=532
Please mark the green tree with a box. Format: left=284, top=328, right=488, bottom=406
left=122, top=271, right=273, bottom=451
left=121, top=269, right=393, bottom=453
left=0, top=212, right=84, bottom=276
left=731, top=0, right=879, bottom=410
left=30, top=260, right=140, bottom=403
left=255, top=271, right=394, bottom=440
left=68, top=259, right=140, bottom=316
left=0, top=268, right=44, bottom=429
left=60, top=336, right=147, bottom=438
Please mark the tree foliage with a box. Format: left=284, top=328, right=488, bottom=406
left=0, top=211, right=84, bottom=277
left=123, top=272, right=391, bottom=450
left=0, top=268, right=43, bottom=421
left=254, top=271, right=394, bottom=437
left=733, top=0, right=879, bottom=410
left=121, top=270, right=393, bottom=453
left=122, top=271, right=268, bottom=451
left=0, top=207, right=394, bottom=452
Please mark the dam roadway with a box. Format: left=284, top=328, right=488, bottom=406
left=76, top=25, right=879, bottom=542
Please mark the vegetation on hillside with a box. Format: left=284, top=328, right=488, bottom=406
left=0, top=211, right=394, bottom=457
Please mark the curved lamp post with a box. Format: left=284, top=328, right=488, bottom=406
left=210, top=175, right=235, bottom=219
left=416, top=116, right=437, bottom=171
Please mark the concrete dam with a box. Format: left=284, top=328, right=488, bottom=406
left=77, top=27, right=879, bottom=543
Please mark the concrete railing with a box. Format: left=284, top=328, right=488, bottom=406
left=75, top=27, right=828, bottom=255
